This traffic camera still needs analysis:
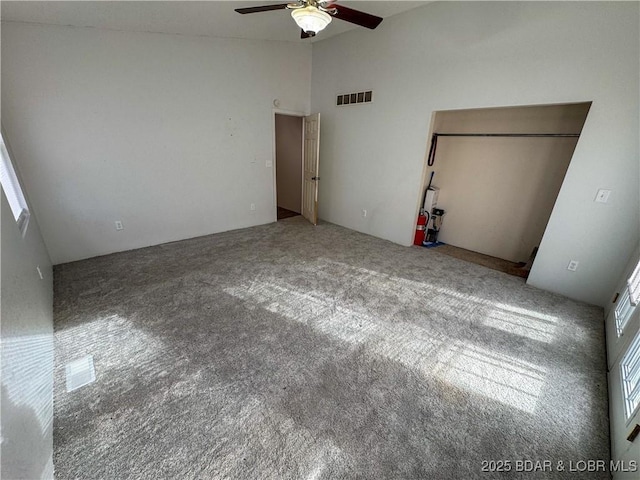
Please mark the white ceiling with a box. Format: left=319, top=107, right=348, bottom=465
left=0, top=1, right=430, bottom=43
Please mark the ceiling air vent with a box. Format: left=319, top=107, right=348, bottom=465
left=337, top=90, right=373, bottom=106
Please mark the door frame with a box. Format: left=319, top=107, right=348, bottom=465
left=271, top=108, right=307, bottom=223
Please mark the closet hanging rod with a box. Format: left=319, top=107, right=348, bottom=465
left=434, top=133, right=580, bottom=138
left=426, top=132, right=581, bottom=166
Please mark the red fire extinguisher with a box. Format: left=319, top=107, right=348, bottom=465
left=414, top=212, right=427, bottom=245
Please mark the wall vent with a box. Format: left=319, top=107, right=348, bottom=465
left=336, top=90, right=373, bottom=106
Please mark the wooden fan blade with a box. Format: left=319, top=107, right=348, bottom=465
left=332, top=4, right=383, bottom=29
left=235, top=3, right=290, bottom=14
left=301, top=29, right=314, bottom=39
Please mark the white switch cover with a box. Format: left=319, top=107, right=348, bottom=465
left=266, top=160, right=273, bottom=168
left=567, top=260, right=579, bottom=272
left=595, top=189, right=611, bottom=203
left=250, top=203, right=256, bottom=211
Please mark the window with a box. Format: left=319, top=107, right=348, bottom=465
left=628, top=260, right=640, bottom=307
left=615, top=289, right=635, bottom=337
left=621, top=330, right=640, bottom=419
left=0, top=133, right=30, bottom=237
left=615, top=258, right=640, bottom=337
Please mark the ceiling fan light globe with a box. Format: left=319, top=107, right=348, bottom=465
left=291, top=6, right=331, bottom=35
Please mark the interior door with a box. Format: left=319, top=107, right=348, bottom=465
left=302, top=113, right=320, bottom=225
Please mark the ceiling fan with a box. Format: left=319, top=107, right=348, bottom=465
left=234, top=1, right=383, bottom=39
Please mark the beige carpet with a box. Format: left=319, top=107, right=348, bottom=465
left=52, top=217, right=609, bottom=479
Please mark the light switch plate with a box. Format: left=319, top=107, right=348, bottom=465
left=595, top=189, right=611, bottom=204
left=266, top=160, right=273, bottom=168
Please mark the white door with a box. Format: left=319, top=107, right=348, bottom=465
left=302, top=113, right=320, bottom=225
left=607, top=262, right=640, bottom=479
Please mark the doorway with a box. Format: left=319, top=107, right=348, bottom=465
left=274, top=113, right=303, bottom=220
left=416, top=102, right=591, bottom=277
left=273, top=111, right=322, bottom=225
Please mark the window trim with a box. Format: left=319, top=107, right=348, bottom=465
left=621, top=329, right=640, bottom=421
left=615, top=288, right=635, bottom=337
left=628, top=260, right=640, bottom=307
left=0, top=132, right=30, bottom=238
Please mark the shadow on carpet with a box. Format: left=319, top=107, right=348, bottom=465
left=52, top=217, right=609, bottom=479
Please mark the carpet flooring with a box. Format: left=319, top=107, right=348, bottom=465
left=53, top=217, right=609, bottom=479
left=429, top=244, right=530, bottom=279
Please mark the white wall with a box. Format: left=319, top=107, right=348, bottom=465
left=1, top=22, right=312, bottom=264
left=311, top=1, right=639, bottom=306
left=1, top=188, right=54, bottom=479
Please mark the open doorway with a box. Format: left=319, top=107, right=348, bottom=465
left=416, top=102, right=591, bottom=278
left=275, top=113, right=303, bottom=220
left=273, top=112, right=322, bottom=225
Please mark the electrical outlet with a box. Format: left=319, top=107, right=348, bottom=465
left=114, top=220, right=124, bottom=231
left=567, top=260, right=579, bottom=272
left=250, top=203, right=256, bottom=212
left=595, top=189, right=611, bottom=204
left=362, top=209, right=367, bottom=218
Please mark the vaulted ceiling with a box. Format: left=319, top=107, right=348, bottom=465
left=1, top=1, right=429, bottom=43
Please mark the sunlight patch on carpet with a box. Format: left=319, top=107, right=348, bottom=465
left=319, top=258, right=560, bottom=344
left=432, top=341, right=547, bottom=413
left=483, top=305, right=557, bottom=343
left=55, top=315, right=167, bottom=392
left=224, top=281, right=446, bottom=373
left=226, top=277, right=549, bottom=413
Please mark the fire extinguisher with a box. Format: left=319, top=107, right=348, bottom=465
left=414, top=212, right=428, bottom=245
left=414, top=171, right=435, bottom=246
